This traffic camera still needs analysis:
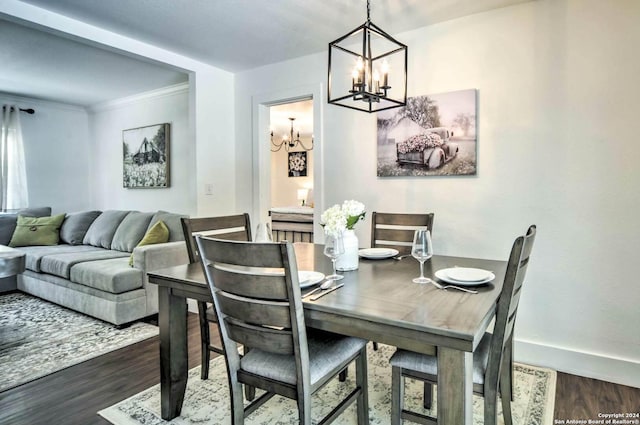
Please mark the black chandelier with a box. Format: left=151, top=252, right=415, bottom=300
left=270, top=117, right=313, bottom=152
left=328, top=0, right=407, bottom=113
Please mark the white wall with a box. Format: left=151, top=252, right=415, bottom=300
left=0, top=93, right=91, bottom=214
left=235, top=0, right=640, bottom=387
left=3, top=1, right=237, bottom=218
left=88, top=84, right=193, bottom=214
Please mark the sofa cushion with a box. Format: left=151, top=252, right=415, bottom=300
left=148, top=211, right=187, bottom=242
left=70, top=257, right=143, bottom=294
left=111, top=211, right=154, bottom=252
left=129, top=220, right=169, bottom=266
left=40, top=249, right=129, bottom=279
left=60, top=211, right=102, bottom=245
left=17, top=245, right=106, bottom=272
left=9, top=214, right=66, bottom=247
left=83, top=210, right=130, bottom=249
left=0, top=207, right=52, bottom=245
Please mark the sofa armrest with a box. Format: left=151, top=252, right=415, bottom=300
left=132, top=240, right=189, bottom=273
left=132, top=241, right=189, bottom=315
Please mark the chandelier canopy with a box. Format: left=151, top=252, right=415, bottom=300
left=328, top=0, right=407, bottom=113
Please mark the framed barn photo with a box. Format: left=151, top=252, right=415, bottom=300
left=123, top=123, right=170, bottom=188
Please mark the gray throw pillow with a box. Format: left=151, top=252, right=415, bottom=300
left=83, top=210, right=130, bottom=249
left=111, top=211, right=154, bottom=252
left=59, top=210, right=102, bottom=245
left=147, top=211, right=187, bottom=242
left=0, top=207, right=52, bottom=245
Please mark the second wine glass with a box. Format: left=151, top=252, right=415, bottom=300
left=324, top=233, right=345, bottom=281
left=411, top=229, right=433, bottom=284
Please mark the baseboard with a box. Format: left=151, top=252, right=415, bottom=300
left=515, top=338, right=640, bottom=389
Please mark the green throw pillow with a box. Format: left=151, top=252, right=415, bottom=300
left=129, top=220, right=170, bottom=266
left=9, top=214, right=66, bottom=247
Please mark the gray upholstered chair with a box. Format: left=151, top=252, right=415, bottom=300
left=196, top=236, right=370, bottom=425
left=370, top=212, right=435, bottom=256
left=180, top=214, right=252, bottom=380
left=389, top=225, right=537, bottom=425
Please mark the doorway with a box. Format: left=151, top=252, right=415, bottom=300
left=251, top=84, right=323, bottom=242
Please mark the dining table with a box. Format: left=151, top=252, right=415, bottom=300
left=148, top=242, right=507, bottom=425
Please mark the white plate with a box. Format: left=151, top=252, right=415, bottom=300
left=358, top=248, right=400, bottom=259
left=446, top=267, right=493, bottom=282
left=435, top=268, right=495, bottom=286
left=298, top=271, right=325, bottom=288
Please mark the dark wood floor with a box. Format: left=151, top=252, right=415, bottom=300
left=1, top=313, right=638, bottom=425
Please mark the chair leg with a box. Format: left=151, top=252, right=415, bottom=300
left=508, top=334, right=515, bottom=401
left=483, top=384, right=499, bottom=425
left=230, top=378, right=246, bottom=425
left=197, top=301, right=210, bottom=380
left=355, top=347, right=370, bottom=424
left=500, top=367, right=514, bottom=425
left=297, top=391, right=312, bottom=424
left=391, top=366, right=403, bottom=425
left=423, top=382, right=433, bottom=410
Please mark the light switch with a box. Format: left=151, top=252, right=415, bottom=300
left=205, top=184, right=213, bottom=195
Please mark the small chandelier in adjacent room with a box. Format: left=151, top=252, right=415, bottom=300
left=271, top=117, right=314, bottom=152
left=328, top=0, right=407, bottom=113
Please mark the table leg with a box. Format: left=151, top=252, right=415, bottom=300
left=159, top=286, right=189, bottom=420
left=437, top=347, right=473, bottom=425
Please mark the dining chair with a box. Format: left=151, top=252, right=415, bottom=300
left=180, top=214, right=252, bottom=380
left=389, top=225, right=537, bottom=425
left=370, top=211, right=435, bottom=351
left=196, top=236, right=370, bottom=425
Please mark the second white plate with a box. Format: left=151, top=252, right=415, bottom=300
left=435, top=268, right=495, bottom=286
left=358, top=248, right=399, bottom=259
left=298, top=271, right=325, bottom=288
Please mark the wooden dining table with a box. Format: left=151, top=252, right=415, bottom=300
left=148, top=242, right=507, bottom=424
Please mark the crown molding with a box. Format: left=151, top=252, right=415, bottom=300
left=88, top=82, right=190, bottom=113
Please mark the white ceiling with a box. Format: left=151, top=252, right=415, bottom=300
left=1, top=0, right=532, bottom=107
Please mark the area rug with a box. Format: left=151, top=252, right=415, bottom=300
left=99, top=344, right=556, bottom=425
left=0, top=292, right=159, bottom=392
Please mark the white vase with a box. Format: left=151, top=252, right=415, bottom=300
left=335, top=229, right=359, bottom=271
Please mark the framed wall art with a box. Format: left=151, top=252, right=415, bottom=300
left=288, top=151, right=308, bottom=177
left=122, top=123, right=170, bottom=188
left=377, top=89, right=477, bottom=177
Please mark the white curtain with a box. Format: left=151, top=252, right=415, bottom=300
left=1, top=105, right=29, bottom=211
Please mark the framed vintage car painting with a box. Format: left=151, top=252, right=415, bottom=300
left=376, top=89, right=477, bottom=177
left=122, top=123, right=170, bottom=188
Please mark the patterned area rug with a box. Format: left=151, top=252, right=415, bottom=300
left=100, top=344, right=556, bottom=425
left=0, top=292, right=159, bottom=392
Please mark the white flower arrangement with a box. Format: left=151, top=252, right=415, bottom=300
left=321, top=200, right=366, bottom=237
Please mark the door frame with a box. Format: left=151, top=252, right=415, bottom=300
left=251, top=84, right=324, bottom=240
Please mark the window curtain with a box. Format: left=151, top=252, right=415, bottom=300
left=1, top=105, right=29, bottom=211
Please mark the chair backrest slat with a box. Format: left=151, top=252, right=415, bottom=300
left=371, top=212, right=434, bottom=255
left=224, top=316, right=294, bottom=354
left=211, top=267, right=289, bottom=300
left=216, top=288, right=292, bottom=328
left=181, top=214, right=252, bottom=263
left=485, top=225, right=537, bottom=387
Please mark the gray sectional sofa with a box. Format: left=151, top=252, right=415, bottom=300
left=2, top=208, right=189, bottom=326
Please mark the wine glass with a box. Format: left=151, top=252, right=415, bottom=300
left=254, top=223, right=273, bottom=242
left=411, top=229, right=433, bottom=284
left=324, top=233, right=345, bottom=281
